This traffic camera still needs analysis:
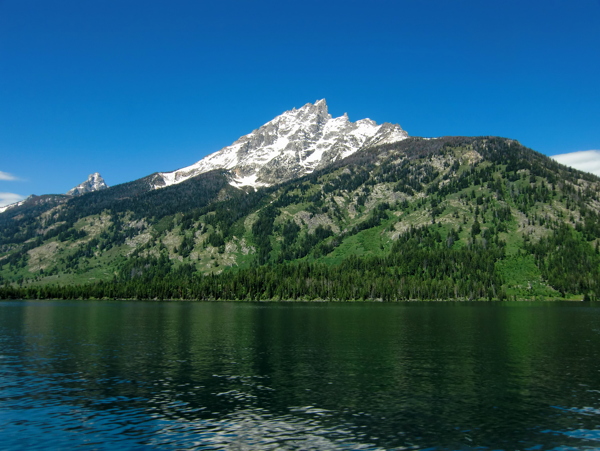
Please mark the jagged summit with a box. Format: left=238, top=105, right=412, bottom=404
left=156, top=99, right=408, bottom=189
left=67, top=172, right=108, bottom=196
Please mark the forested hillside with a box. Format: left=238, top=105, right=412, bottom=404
left=1, top=136, right=599, bottom=301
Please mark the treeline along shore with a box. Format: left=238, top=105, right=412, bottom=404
left=2, top=224, right=598, bottom=302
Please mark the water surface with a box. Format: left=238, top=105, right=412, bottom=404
left=2, top=300, right=600, bottom=449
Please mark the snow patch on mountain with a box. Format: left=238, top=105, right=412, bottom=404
left=156, top=99, right=408, bottom=189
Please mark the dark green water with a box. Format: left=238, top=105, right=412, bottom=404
left=2, top=301, right=600, bottom=450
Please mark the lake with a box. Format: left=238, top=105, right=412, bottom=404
left=2, top=300, right=600, bottom=450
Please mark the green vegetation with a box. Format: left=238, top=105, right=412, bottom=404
left=1, top=136, right=600, bottom=301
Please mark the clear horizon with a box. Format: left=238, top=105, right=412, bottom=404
left=1, top=0, right=599, bottom=207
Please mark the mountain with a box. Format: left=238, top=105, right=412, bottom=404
left=1, top=104, right=600, bottom=301
left=0, top=173, right=108, bottom=215
left=67, top=173, right=108, bottom=196
left=155, top=99, right=408, bottom=189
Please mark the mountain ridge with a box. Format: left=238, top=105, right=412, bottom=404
left=0, top=173, right=108, bottom=214
left=1, top=104, right=600, bottom=301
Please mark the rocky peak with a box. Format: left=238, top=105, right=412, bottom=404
left=292, top=98, right=330, bottom=125
left=67, top=172, right=108, bottom=196
left=157, top=100, right=409, bottom=189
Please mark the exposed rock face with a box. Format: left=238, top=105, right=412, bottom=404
left=157, top=99, right=408, bottom=189
left=67, top=173, right=108, bottom=196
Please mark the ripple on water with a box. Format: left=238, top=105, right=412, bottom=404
left=3, top=300, right=600, bottom=450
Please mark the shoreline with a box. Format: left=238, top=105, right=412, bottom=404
left=0, top=296, right=588, bottom=303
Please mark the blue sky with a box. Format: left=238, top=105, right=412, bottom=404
left=1, top=0, right=599, bottom=206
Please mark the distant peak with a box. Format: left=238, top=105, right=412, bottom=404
left=67, top=172, right=108, bottom=196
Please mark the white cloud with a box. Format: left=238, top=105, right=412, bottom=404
left=0, top=192, right=25, bottom=208
left=551, top=150, right=600, bottom=177
left=0, top=171, right=19, bottom=181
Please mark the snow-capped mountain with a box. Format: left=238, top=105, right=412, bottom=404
left=156, top=99, right=408, bottom=189
left=67, top=173, right=108, bottom=196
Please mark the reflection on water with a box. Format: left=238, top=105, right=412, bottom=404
left=2, top=301, right=600, bottom=450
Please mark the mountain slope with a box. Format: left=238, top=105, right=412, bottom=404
left=1, top=134, right=599, bottom=301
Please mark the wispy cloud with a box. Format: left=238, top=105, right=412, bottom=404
left=0, top=171, right=19, bottom=181
left=0, top=192, right=25, bottom=208
left=551, top=150, right=600, bottom=177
